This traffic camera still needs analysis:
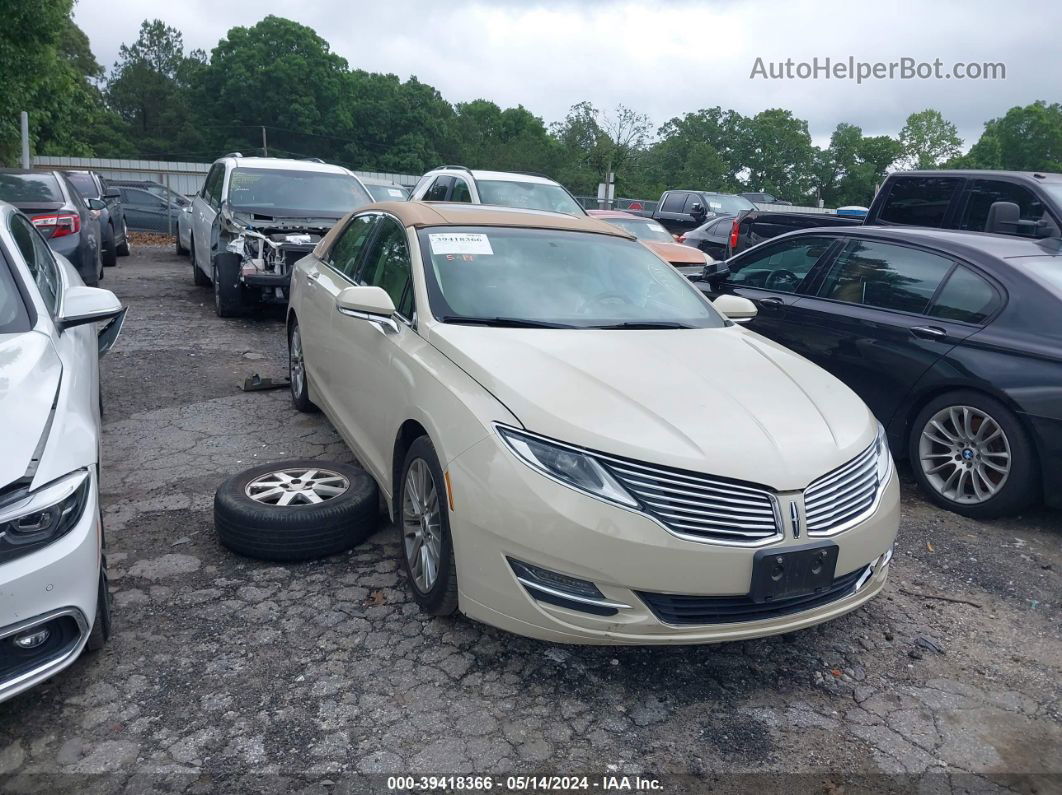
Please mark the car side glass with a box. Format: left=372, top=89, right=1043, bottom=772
left=331, top=214, right=377, bottom=278
left=358, top=219, right=411, bottom=315
left=451, top=179, right=472, bottom=203
left=818, top=240, right=953, bottom=313
left=729, top=237, right=832, bottom=292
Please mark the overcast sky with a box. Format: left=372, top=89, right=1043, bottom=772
left=73, top=0, right=1057, bottom=148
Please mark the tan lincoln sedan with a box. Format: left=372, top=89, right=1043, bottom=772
left=286, top=201, right=899, bottom=644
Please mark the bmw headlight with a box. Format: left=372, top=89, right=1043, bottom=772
left=497, top=426, right=637, bottom=508
left=875, top=423, right=893, bottom=484
left=0, top=470, right=91, bottom=564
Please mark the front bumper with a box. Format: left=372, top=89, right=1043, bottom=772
left=0, top=472, right=101, bottom=702
left=446, top=435, right=900, bottom=644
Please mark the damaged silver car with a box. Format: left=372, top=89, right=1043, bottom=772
left=190, top=155, right=373, bottom=317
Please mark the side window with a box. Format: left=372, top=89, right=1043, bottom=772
left=423, top=177, right=453, bottom=202
left=877, top=177, right=960, bottom=228
left=660, top=192, right=685, bottom=213
left=329, top=214, right=377, bottom=278
left=9, top=214, right=60, bottom=314
left=123, top=188, right=154, bottom=206
left=682, top=194, right=702, bottom=212
left=957, top=179, right=1058, bottom=237
left=929, top=266, right=1000, bottom=324
left=356, top=219, right=412, bottom=317
left=203, top=165, right=224, bottom=207
left=818, top=240, right=952, bottom=314
left=450, top=179, right=472, bottom=203
left=728, top=236, right=834, bottom=293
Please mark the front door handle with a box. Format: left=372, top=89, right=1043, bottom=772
left=759, top=297, right=784, bottom=307
left=911, top=325, right=947, bottom=340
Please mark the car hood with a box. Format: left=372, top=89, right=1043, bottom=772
left=429, top=324, right=874, bottom=491
left=0, top=332, right=62, bottom=488
left=642, top=240, right=706, bottom=264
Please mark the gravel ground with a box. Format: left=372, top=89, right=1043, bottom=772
left=0, top=246, right=1060, bottom=793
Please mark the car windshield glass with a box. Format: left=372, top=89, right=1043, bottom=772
left=476, top=180, right=584, bottom=216
left=705, top=194, right=756, bottom=213
left=0, top=251, right=31, bottom=334
left=418, top=226, right=725, bottom=329
left=227, top=168, right=372, bottom=216
left=366, top=184, right=409, bottom=201
left=601, top=218, right=674, bottom=243
left=65, top=173, right=98, bottom=198
left=0, top=173, right=63, bottom=203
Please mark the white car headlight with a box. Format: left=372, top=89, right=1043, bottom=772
left=497, top=426, right=638, bottom=508
left=875, top=422, right=893, bottom=483
left=0, top=470, right=91, bottom=563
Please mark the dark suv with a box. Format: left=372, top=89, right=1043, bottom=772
left=701, top=225, right=1062, bottom=519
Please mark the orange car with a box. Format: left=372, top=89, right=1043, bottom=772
left=587, top=210, right=712, bottom=278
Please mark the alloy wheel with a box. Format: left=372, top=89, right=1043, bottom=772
left=289, top=326, right=305, bottom=399
left=918, top=405, right=1011, bottom=504
left=402, top=459, right=442, bottom=592
left=245, top=467, right=349, bottom=506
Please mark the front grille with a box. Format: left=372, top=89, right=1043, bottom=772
left=597, top=453, right=780, bottom=544
left=804, top=442, right=880, bottom=535
left=637, top=565, right=868, bottom=625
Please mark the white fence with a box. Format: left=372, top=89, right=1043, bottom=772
left=33, top=156, right=421, bottom=196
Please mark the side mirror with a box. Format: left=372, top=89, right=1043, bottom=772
left=58, top=286, right=127, bottom=353
left=689, top=203, right=706, bottom=220
left=336, top=286, right=398, bottom=331
left=103, top=188, right=121, bottom=199
left=86, top=198, right=106, bottom=211
left=701, top=260, right=731, bottom=288
left=986, top=201, right=1021, bottom=234
left=713, top=294, right=758, bottom=324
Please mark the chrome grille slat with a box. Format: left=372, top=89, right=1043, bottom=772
left=601, top=453, right=780, bottom=544
left=804, top=441, right=880, bottom=534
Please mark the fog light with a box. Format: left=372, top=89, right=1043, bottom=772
left=13, top=628, right=50, bottom=649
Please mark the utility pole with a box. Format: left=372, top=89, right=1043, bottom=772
left=261, top=126, right=268, bottom=157
left=20, top=111, right=30, bottom=169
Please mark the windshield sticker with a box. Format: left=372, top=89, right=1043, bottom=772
left=648, top=223, right=667, bottom=233
left=429, top=232, right=494, bottom=256
left=387, top=188, right=405, bottom=197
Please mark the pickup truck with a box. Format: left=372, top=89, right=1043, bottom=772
left=63, top=170, right=130, bottom=266
left=631, top=189, right=758, bottom=234
left=864, top=169, right=1062, bottom=238
left=682, top=210, right=861, bottom=259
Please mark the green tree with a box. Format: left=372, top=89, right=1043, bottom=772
left=954, top=101, right=1062, bottom=171
left=737, top=108, right=816, bottom=200
left=899, top=109, right=962, bottom=169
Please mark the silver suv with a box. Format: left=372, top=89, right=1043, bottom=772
left=410, top=166, right=586, bottom=216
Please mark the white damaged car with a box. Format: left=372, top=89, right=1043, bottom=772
left=0, top=201, right=125, bottom=702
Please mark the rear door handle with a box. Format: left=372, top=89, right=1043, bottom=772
left=911, top=325, right=947, bottom=340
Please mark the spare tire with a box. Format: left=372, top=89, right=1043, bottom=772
left=214, top=460, right=379, bottom=561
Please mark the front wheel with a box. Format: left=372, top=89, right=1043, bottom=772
left=212, top=253, right=246, bottom=317
left=398, top=436, right=458, bottom=616
left=288, top=319, right=318, bottom=413
left=101, top=223, right=117, bottom=266
left=116, top=220, right=130, bottom=257
left=909, top=390, right=1038, bottom=519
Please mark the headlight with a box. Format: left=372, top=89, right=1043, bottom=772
left=497, top=426, right=638, bottom=508
left=0, top=470, right=91, bottom=564
left=875, top=423, right=893, bottom=483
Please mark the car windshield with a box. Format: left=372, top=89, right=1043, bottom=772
left=418, top=226, right=726, bottom=329
left=65, top=173, right=99, bottom=199
left=366, top=184, right=409, bottom=201
left=476, top=180, right=584, bottom=216
left=227, top=167, right=372, bottom=216
left=0, top=173, right=63, bottom=203
left=0, top=251, right=31, bottom=334
left=705, top=194, right=756, bottom=214
left=600, top=217, right=674, bottom=243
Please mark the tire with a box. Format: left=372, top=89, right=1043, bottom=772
left=288, top=319, right=318, bottom=413
left=175, top=230, right=189, bottom=257
left=213, top=252, right=246, bottom=317
left=116, top=221, right=130, bottom=257
left=214, top=460, right=379, bottom=561
left=908, top=390, right=1039, bottom=519
left=101, top=223, right=117, bottom=267
left=397, top=436, right=458, bottom=616
left=190, top=235, right=210, bottom=286
left=81, top=243, right=99, bottom=287
left=86, top=569, right=112, bottom=652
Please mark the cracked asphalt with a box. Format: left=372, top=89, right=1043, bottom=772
left=0, top=244, right=1060, bottom=793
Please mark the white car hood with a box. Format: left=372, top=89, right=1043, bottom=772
left=0, top=331, right=62, bottom=488
left=429, top=324, right=875, bottom=491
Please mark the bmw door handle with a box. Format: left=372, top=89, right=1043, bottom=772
left=911, top=325, right=947, bottom=340
left=759, top=297, right=784, bottom=307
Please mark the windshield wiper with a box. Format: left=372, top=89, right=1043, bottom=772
left=438, top=315, right=577, bottom=329
left=587, top=321, right=694, bottom=330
